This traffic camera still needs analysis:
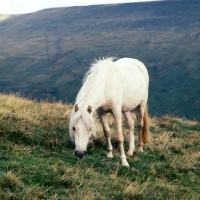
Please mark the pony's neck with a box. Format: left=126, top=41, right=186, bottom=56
left=75, top=58, right=113, bottom=111
left=75, top=91, right=102, bottom=112
left=75, top=79, right=104, bottom=111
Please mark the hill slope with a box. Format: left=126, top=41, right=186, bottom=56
left=0, top=1, right=200, bottom=120
left=0, top=94, right=200, bottom=199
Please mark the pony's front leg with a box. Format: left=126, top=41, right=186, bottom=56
left=123, top=111, right=136, bottom=156
left=113, top=108, right=129, bottom=166
left=97, top=110, right=113, bottom=158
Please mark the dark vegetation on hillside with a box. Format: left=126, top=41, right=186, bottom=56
left=0, top=0, right=200, bottom=120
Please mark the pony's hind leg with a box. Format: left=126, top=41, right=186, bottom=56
left=123, top=111, right=136, bottom=156
left=97, top=109, right=113, bottom=158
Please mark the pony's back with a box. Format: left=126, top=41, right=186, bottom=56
left=114, top=58, right=149, bottom=85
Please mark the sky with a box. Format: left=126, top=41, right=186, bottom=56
left=0, top=0, right=161, bottom=14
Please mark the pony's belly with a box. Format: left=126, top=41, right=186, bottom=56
left=121, top=101, right=140, bottom=112
left=121, top=87, right=146, bottom=111
left=121, top=100, right=142, bottom=111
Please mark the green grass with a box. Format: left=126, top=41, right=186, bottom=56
left=0, top=94, right=200, bottom=199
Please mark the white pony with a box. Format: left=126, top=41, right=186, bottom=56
left=69, top=57, right=150, bottom=166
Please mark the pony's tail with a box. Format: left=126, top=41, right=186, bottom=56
left=142, top=106, right=150, bottom=144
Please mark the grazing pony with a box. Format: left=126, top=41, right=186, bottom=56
left=69, top=58, right=150, bottom=166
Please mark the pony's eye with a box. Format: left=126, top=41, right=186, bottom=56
left=73, top=127, right=76, bottom=131
left=89, top=127, right=91, bottom=131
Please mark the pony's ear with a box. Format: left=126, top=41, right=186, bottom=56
left=87, top=105, right=92, bottom=114
left=75, top=104, right=79, bottom=112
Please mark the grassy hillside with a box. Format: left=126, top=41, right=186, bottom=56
left=0, top=0, right=200, bottom=120
left=0, top=94, right=200, bottom=199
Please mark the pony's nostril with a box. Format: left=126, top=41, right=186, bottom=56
left=75, top=151, right=87, bottom=159
left=75, top=151, right=79, bottom=157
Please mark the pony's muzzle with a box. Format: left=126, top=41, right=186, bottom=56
left=75, top=150, right=87, bottom=159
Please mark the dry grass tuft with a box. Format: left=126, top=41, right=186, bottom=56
left=21, top=185, right=51, bottom=200
left=124, top=178, right=150, bottom=196
left=0, top=171, right=23, bottom=189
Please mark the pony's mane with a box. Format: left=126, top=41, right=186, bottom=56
left=75, top=57, right=116, bottom=104
left=83, top=57, right=116, bottom=83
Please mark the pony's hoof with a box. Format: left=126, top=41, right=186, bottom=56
left=121, top=160, right=129, bottom=167
left=107, top=152, right=113, bottom=158
left=138, top=147, right=144, bottom=152
left=127, top=149, right=136, bottom=156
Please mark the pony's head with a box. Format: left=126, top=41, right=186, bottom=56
left=69, top=104, right=96, bottom=158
